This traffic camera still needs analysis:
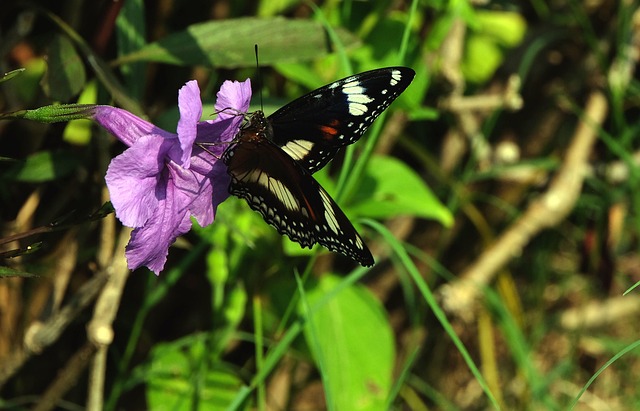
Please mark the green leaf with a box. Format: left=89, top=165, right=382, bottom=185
left=476, top=11, right=527, bottom=47
left=114, top=17, right=359, bottom=68
left=350, top=156, right=453, bottom=226
left=42, top=34, right=86, bottom=101
left=63, top=81, right=97, bottom=145
left=10, top=59, right=46, bottom=103
left=0, top=265, right=40, bottom=278
left=462, top=34, right=503, bottom=84
left=274, top=63, right=326, bottom=91
left=0, top=68, right=25, bottom=83
left=462, top=12, right=527, bottom=84
left=115, top=0, right=147, bottom=99
left=146, top=334, right=246, bottom=411
left=43, top=10, right=143, bottom=114
left=302, top=275, right=395, bottom=411
left=1, top=150, right=81, bottom=182
left=257, top=0, right=301, bottom=16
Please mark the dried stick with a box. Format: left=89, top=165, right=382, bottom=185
left=437, top=91, right=608, bottom=321
left=559, top=295, right=640, bottom=330
left=0, top=271, right=109, bottom=388
left=31, top=341, right=98, bottom=411
left=20, top=229, right=131, bottom=409
left=86, top=228, right=131, bottom=411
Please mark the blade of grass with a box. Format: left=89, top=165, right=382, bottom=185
left=483, top=287, right=557, bottom=408
left=568, top=339, right=640, bottom=410
left=385, top=345, right=421, bottom=409
left=363, top=219, right=501, bottom=410
left=226, top=321, right=304, bottom=411
left=253, top=296, right=266, bottom=411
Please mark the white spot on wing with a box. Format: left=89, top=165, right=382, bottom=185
left=319, top=189, right=340, bottom=235
left=355, top=235, right=363, bottom=250
left=281, top=140, right=314, bottom=161
left=271, top=179, right=299, bottom=211
left=246, top=169, right=300, bottom=211
left=390, top=70, right=402, bottom=86
left=347, top=93, right=373, bottom=104
left=348, top=103, right=368, bottom=116
left=342, top=81, right=365, bottom=95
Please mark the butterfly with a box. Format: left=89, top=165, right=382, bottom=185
left=222, top=67, right=415, bottom=266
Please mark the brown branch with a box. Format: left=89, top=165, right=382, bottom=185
left=31, top=341, right=98, bottom=411
left=436, top=91, right=608, bottom=321
left=439, top=75, right=523, bottom=113
left=0, top=271, right=109, bottom=388
left=4, top=228, right=132, bottom=408
left=86, top=228, right=132, bottom=410
left=13, top=229, right=131, bottom=411
left=559, top=295, right=640, bottom=330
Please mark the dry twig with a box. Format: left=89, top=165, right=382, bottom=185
left=437, top=91, right=608, bottom=321
left=86, top=228, right=131, bottom=410
left=560, top=295, right=640, bottom=331
left=0, top=272, right=109, bottom=388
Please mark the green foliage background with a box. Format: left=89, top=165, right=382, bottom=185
left=1, top=0, right=639, bottom=410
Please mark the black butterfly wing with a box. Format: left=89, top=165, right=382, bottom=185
left=268, top=67, right=416, bottom=174
left=224, top=121, right=374, bottom=267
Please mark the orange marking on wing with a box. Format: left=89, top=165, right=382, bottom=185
left=318, top=120, right=341, bottom=140
left=301, top=194, right=318, bottom=221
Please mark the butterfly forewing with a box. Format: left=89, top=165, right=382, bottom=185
left=268, top=67, right=415, bottom=173
left=224, top=112, right=374, bottom=266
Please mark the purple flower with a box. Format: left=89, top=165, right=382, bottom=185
left=95, top=79, right=252, bottom=274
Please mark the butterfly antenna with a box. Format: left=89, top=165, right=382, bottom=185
left=255, top=44, right=264, bottom=111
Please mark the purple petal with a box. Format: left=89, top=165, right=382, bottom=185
left=195, top=118, right=237, bottom=155
left=210, top=161, right=231, bottom=216
left=195, top=79, right=252, bottom=149
left=125, top=168, right=199, bottom=274
left=188, top=147, right=230, bottom=221
left=167, top=162, right=215, bottom=227
left=215, top=79, right=252, bottom=120
left=125, top=199, right=193, bottom=275
left=105, top=135, right=172, bottom=227
left=93, top=106, right=174, bottom=147
left=100, top=78, right=254, bottom=275
left=176, top=80, right=202, bottom=168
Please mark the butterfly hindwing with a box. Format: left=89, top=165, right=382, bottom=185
left=224, top=114, right=374, bottom=266
left=268, top=67, right=415, bottom=174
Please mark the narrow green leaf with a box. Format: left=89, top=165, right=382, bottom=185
left=365, top=220, right=501, bottom=409
left=1, top=150, right=81, bottom=182
left=302, top=275, right=395, bottom=411
left=114, top=17, right=359, bottom=68
left=350, top=155, right=453, bottom=226
left=42, top=34, right=86, bottom=101
left=0, top=266, right=40, bottom=278
left=115, top=0, right=147, bottom=99
left=0, top=68, right=26, bottom=83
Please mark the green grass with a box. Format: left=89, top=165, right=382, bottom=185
left=1, top=0, right=640, bottom=410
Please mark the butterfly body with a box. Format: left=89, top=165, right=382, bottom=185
left=223, top=67, right=415, bottom=266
